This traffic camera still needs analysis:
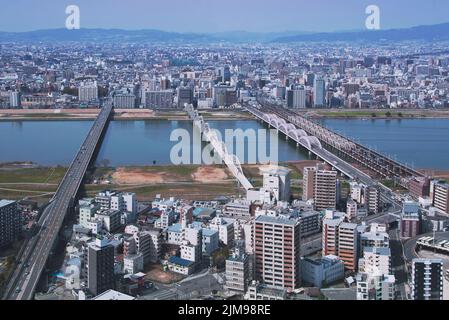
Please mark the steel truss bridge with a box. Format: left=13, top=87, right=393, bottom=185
left=252, top=98, right=424, bottom=188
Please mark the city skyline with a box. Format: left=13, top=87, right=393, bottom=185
left=0, top=0, right=448, bottom=33
left=1, top=0, right=449, bottom=305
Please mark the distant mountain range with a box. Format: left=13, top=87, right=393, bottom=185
left=0, top=29, right=311, bottom=43
left=1, top=22, right=449, bottom=43
left=272, top=22, right=449, bottom=43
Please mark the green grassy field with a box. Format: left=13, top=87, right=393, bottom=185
left=0, top=167, right=67, bottom=184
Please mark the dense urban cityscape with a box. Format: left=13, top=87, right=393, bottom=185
left=1, top=1, right=449, bottom=308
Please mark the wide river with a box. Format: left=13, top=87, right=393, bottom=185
left=1, top=118, right=448, bottom=170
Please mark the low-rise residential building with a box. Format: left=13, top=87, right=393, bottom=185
left=123, top=253, right=144, bottom=274
left=244, top=281, right=287, bottom=300
left=301, top=255, right=345, bottom=288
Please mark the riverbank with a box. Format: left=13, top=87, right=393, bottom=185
left=3, top=108, right=449, bottom=121
left=0, top=162, right=307, bottom=204
left=304, top=109, right=449, bottom=120
left=0, top=109, right=252, bottom=121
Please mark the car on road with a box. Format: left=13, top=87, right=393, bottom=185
left=15, top=288, right=21, bottom=293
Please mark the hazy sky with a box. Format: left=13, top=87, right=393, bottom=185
left=0, top=0, right=448, bottom=33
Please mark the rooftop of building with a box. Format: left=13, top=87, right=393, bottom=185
left=0, top=199, right=16, bottom=208
left=92, top=289, right=135, bottom=301
left=168, top=256, right=194, bottom=267
left=302, top=254, right=342, bottom=267
left=339, top=222, right=358, bottom=230
left=363, top=246, right=391, bottom=256
left=255, top=214, right=298, bottom=226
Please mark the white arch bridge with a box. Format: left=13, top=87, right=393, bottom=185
left=185, top=104, right=254, bottom=190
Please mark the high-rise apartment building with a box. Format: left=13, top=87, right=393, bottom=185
left=303, top=165, right=337, bottom=211
left=0, top=200, right=21, bottom=249
left=113, top=93, right=136, bottom=109
left=145, top=90, right=173, bottom=109
left=433, top=182, right=449, bottom=214
left=225, top=244, right=250, bottom=294
left=313, top=77, right=326, bottom=107
left=365, top=186, right=380, bottom=214
left=88, top=238, right=115, bottom=296
left=79, top=81, right=98, bottom=102
left=411, top=259, right=443, bottom=300
left=254, top=215, right=301, bottom=291
left=338, top=222, right=359, bottom=272
left=286, top=87, right=306, bottom=109
left=9, top=91, right=21, bottom=108
left=322, top=210, right=358, bottom=272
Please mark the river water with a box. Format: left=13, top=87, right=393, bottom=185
left=1, top=118, right=448, bottom=169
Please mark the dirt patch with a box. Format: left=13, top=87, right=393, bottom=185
left=112, top=168, right=164, bottom=184
left=191, top=166, right=229, bottom=183
left=145, top=264, right=184, bottom=284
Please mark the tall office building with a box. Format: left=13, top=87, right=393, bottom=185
left=313, top=77, right=326, bottom=107
left=212, top=85, right=237, bottom=108
left=145, top=90, right=173, bottom=109
left=79, top=81, right=98, bottom=102
left=286, top=87, right=306, bottom=109
left=177, top=87, right=193, bottom=108
left=0, top=200, right=21, bottom=249
left=411, top=259, right=444, bottom=300
left=9, top=91, right=21, bottom=108
left=254, top=215, right=301, bottom=291
left=219, top=65, right=231, bottom=83
left=88, top=238, right=115, bottom=296
left=303, top=164, right=337, bottom=211
left=305, top=72, right=315, bottom=87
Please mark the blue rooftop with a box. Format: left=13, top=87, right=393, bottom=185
left=193, top=207, right=215, bottom=217
left=167, top=223, right=182, bottom=233
left=202, top=228, right=218, bottom=237
left=168, top=256, right=194, bottom=267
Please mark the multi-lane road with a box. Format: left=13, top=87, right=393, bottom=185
left=2, top=100, right=113, bottom=300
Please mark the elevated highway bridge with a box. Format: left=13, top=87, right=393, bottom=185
left=3, top=99, right=114, bottom=300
